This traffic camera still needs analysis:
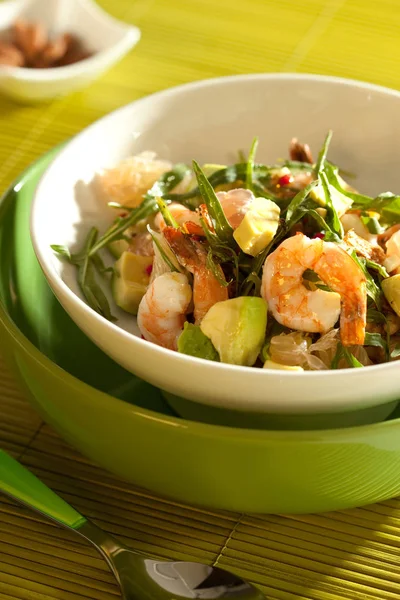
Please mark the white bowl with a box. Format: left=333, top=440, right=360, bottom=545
left=31, top=74, right=400, bottom=428
left=0, top=0, right=140, bottom=102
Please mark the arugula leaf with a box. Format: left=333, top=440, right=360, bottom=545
left=331, top=343, right=343, bottom=369
left=285, top=180, right=318, bottom=227
left=319, top=170, right=343, bottom=239
left=315, top=130, right=333, bottom=176
left=324, top=162, right=372, bottom=206
left=206, top=250, right=231, bottom=287
left=342, top=346, right=364, bottom=368
left=282, top=160, right=315, bottom=171
left=305, top=207, right=342, bottom=242
left=325, top=168, right=400, bottom=223
left=156, top=197, right=179, bottom=228
left=240, top=272, right=262, bottom=296
left=78, top=259, right=115, bottom=320
left=91, top=251, right=113, bottom=275
left=349, top=251, right=383, bottom=309
left=364, top=331, right=389, bottom=360
left=192, top=160, right=234, bottom=245
left=366, top=309, right=391, bottom=359
left=365, top=258, right=389, bottom=279
left=360, top=214, right=384, bottom=234
left=367, top=308, right=387, bottom=324
left=51, top=245, right=71, bottom=260
left=177, top=322, right=220, bottom=361
left=52, top=228, right=116, bottom=320
left=198, top=214, right=239, bottom=293
left=107, top=201, right=135, bottom=211
left=391, top=344, right=400, bottom=359
left=350, top=191, right=400, bottom=222
left=78, top=228, right=116, bottom=320
left=331, top=342, right=364, bottom=370
left=246, top=137, right=259, bottom=193
left=147, top=226, right=181, bottom=273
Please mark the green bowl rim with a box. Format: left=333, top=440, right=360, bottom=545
left=1, top=147, right=400, bottom=443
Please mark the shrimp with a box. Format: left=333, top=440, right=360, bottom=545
left=163, top=227, right=228, bottom=323
left=261, top=233, right=367, bottom=346
left=216, top=188, right=254, bottom=229
left=137, top=272, right=192, bottom=350
left=154, top=203, right=202, bottom=232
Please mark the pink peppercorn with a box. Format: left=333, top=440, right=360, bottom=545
left=145, top=264, right=153, bottom=276
left=278, top=173, right=293, bottom=187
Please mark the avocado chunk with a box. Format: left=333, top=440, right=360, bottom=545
left=200, top=297, right=268, bottom=366
left=310, top=183, right=353, bottom=217
left=263, top=359, right=304, bottom=371
left=382, top=275, right=400, bottom=316
left=108, top=239, right=130, bottom=258
left=233, top=197, right=280, bottom=256
left=112, top=252, right=153, bottom=315
left=177, top=323, right=220, bottom=361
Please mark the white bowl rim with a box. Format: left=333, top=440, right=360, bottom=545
left=30, top=72, right=400, bottom=388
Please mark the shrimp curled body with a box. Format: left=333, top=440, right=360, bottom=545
left=261, top=233, right=367, bottom=346
left=137, top=272, right=192, bottom=350
left=163, top=227, right=228, bottom=323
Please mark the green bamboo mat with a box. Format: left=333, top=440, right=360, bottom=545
left=2, top=0, right=400, bottom=598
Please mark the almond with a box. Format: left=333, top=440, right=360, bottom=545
left=0, top=41, right=25, bottom=67
left=13, top=19, right=47, bottom=63
left=33, top=33, right=70, bottom=68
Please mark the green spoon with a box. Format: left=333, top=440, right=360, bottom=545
left=0, top=449, right=264, bottom=600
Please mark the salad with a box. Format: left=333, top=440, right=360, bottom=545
left=53, top=132, right=400, bottom=371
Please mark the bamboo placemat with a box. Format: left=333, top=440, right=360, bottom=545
left=2, top=0, right=400, bottom=598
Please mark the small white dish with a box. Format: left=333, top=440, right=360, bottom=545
left=0, top=0, right=140, bottom=102
left=31, top=74, right=400, bottom=428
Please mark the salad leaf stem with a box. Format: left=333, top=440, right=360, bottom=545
left=156, top=197, right=179, bottom=228
left=319, top=170, right=343, bottom=239
left=364, top=331, right=389, bottom=360
left=246, top=137, right=259, bottom=193
left=192, top=160, right=234, bottom=245
left=315, top=130, right=333, bottom=176
left=53, top=227, right=115, bottom=320
left=342, top=346, right=364, bottom=368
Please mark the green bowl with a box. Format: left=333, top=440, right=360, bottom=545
left=2, top=150, right=400, bottom=514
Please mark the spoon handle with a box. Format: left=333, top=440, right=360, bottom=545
left=0, top=449, right=87, bottom=529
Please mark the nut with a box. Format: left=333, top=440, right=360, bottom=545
left=0, top=19, right=92, bottom=69
left=13, top=19, right=47, bottom=63
left=33, top=33, right=70, bottom=68
left=0, top=41, right=25, bottom=67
